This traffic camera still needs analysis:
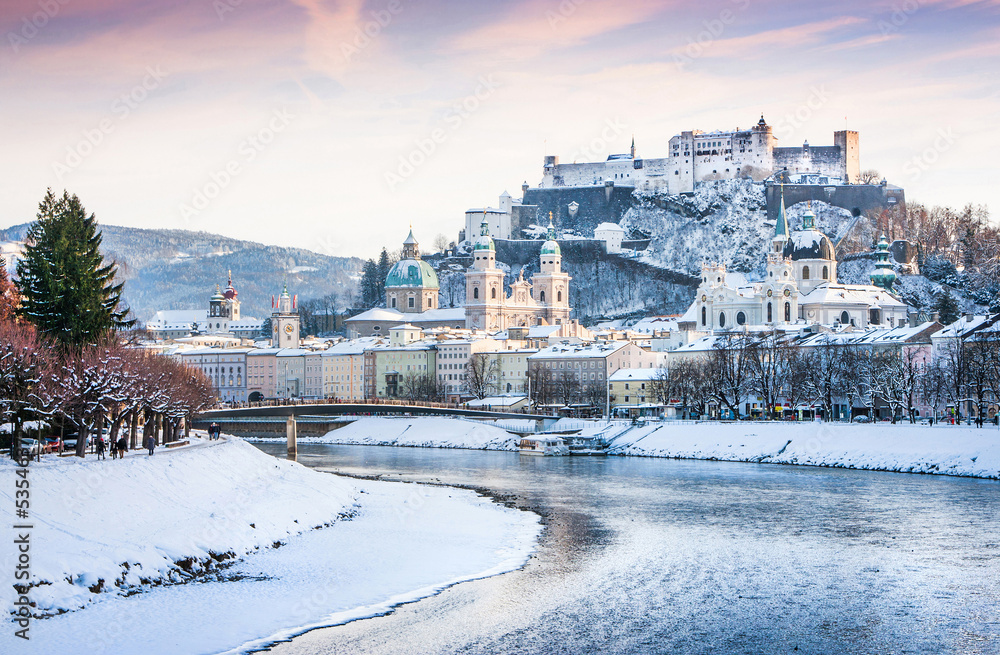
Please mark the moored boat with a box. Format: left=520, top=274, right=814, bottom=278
left=518, top=436, right=569, bottom=456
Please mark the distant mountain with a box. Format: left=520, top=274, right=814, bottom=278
left=0, top=223, right=362, bottom=322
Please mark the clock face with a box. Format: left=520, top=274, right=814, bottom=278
left=767, top=289, right=773, bottom=297
left=784, top=289, right=791, bottom=297
left=701, top=294, right=707, bottom=302
left=284, top=324, right=294, bottom=334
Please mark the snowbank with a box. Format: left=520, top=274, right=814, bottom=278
left=607, top=421, right=1000, bottom=479
left=1, top=436, right=358, bottom=618
left=281, top=416, right=521, bottom=450
left=1, top=433, right=542, bottom=655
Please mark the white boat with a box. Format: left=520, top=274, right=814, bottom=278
left=518, top=436, right=569, bottom=456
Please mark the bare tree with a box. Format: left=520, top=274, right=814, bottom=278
left=857, top=169, right=882, bottom=185
left=467, top=353, right=500, bottom=400
left=706, top=334, right=752, bottom=419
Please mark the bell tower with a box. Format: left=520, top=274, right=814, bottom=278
left=531, top=214, right=572, bottom=326
left=271, top=284, right=300, bottom=347
left=465, top=219, right=505, bottom=330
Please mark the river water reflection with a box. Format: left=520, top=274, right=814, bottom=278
left=253, top=442, right=1000, bottom=655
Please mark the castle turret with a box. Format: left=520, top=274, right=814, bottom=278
left=272, top=283, right=300, bottom=347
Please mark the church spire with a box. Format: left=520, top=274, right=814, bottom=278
left=772, top=184, right=790, bottom=253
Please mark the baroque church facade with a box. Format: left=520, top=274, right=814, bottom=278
left=680, top=192, right=909, bottom=333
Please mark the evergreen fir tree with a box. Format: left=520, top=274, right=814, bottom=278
left=376, top=248, right=392, bottom=303
left=932, top=288, right=960, bottom=325
left=15, top=189, right=133, bottom=345
left=360, top=259, right=380, bottom=308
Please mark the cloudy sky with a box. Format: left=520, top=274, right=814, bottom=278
left=1, top=0, right=997, bottom=258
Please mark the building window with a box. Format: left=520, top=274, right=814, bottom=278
left=719, top=312, right=726, bottom=328
left=841, top=311, right=850, bottom=325
left=823, top=266, right=829, bottom=279
left=802, top=266, right=810, bottom=280
left=701, top=307, right=707, bottom=326
left=784, top=302, right=791, bottom=322
left=390, top=297, right=396, bottom=308
left=737, top=311, right=746, bottom=325
left=491, top=287, right=497, bottom=299
left=540, top=290, right=546, bottom=303
left=408, top=297, right=415, bottom=308
left=473, top=287, right=479, bottom=299
left=557, top=291, right=562, bottom=302
left=767, top=302, right=773, bottom=323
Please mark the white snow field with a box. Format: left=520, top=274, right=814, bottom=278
left=273, top=416, right=1000, bottom=480
left=599, top=420, right=1000, bottom=479
left=0, top=434, right=541, bottom=654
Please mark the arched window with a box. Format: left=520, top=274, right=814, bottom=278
left=491, top=287, right=497, bottom=299
left=557, top=291, right=562, bottom=302
left=767, top=302, right=773, bottom=323
left=719, top=312, right=726, bottom=328
left=784, top=302, right=791, bottom=322
left=841, top=311, right=850, bottom=325
left=823, top=266, right=829, bottom=279
left=540, top=290, right=546, bottom=303
left=473, top=287, right=479, bottom=300
left=802, top=266, right=810, bottom=280
left=737, top=311, right=746, bottom=325
left=701, top=307, right=707, bottom=325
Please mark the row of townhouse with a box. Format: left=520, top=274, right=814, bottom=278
left=174, top=314, right=999, bottom=417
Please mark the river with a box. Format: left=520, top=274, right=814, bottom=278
left=252, top=442, right=1000, bottom=654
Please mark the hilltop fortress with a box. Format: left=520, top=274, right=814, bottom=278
left=541, top=115, right=860, bottom=194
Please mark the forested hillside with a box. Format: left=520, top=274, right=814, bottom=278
left=0, top=224, right=362, bottom=321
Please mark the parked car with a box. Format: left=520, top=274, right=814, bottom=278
left=19, top=438, right=42, bottom=456
left=62, top=434, right=90, bottom=450
left=852, top=415, right=872, bottom=424
left=42, top=437, right=63, bottom=453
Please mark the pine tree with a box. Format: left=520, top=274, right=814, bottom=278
left=932, top=288, right=960, bottom=325
left=15, top=189, right=133, bottom=345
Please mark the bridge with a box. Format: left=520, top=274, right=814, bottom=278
left=197, top=401, right=555, bottom=423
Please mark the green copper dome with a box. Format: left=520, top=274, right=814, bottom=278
left=473, top=218, right=495, bottom=251
left=386, top=258, right=439, bottom=289
left=540, top=216, right=560, bottom=255
left=870, top=234, right=897, bottom=290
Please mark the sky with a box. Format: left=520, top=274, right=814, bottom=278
left=0, top=0, right=998, bottom=259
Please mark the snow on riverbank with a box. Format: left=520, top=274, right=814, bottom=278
left=270, top=416, right=521, bottom=450
left=603, top=421, right=1000, bottom=479
left=262, top=416, right=999, bottom=480
left=0, top=434, right=541, bottom=655
left=1, top=436, right=358, bottom=618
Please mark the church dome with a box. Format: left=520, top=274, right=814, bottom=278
left=540, top=239, right=560, bottom=256
left=473, top=234, right=495, bottom=251
left=223, top=284, right=237, bottom=300
left=784, top=229, right=835, bottom=261
left=210, top=285, right=225, bottom=302
left=386, top=258, right=439, bottom=289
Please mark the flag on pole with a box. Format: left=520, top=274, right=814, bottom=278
left=293, top=294, right=297, bottom=310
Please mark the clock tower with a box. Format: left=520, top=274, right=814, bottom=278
left=271, top=284, right=300, bottom=347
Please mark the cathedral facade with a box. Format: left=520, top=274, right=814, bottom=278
left=463, top=219, right=572, bottom=331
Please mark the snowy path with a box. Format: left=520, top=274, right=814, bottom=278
left=0, top=435, right=541, bottom=655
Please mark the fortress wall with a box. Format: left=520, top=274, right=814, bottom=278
left=766, top=184, right=906, bottom=223
left=522, top=185, right=635, bottom=235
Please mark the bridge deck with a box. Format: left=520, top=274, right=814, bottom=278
left=198, top=402, right=553, bottom=423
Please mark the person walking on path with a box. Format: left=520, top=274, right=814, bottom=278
left=145, top=435, right=155, bottom=456
left=96, top=435, right=106, bottom=460
left=117, top=436, right=127, bottom=459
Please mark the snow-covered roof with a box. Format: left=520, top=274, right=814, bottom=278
left=322, top=337, right=384, bottom=355
left=345, top=307, right=405, bottom=323
left=530, top=341, right=630, bottom=359
left=609, top=368, right=661, bottom=382
left=594, top=222, right=626, bottom=232
left=798, top=284, right=908, bottom=308
left=146, top=310, right=205, bottom=326
left=629, top=316, right=680, bottom=334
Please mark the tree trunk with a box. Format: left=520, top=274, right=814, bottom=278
left=76, top=423, right=89, bottom=458
left=184, top=417, right=191, bottom=440
left=154, top=413, right=162, bottom=446
left=142, top=409, right=153, bottom=449
left=129, top=410, right=139, bottom=450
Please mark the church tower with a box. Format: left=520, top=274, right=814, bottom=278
left=531, top=214, right=572, bottom=326
left=465, top=219, right=506, bottom=330
left=222, top=270, right=240, bottom=320
left=271, top=284, right=300, bottom=348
